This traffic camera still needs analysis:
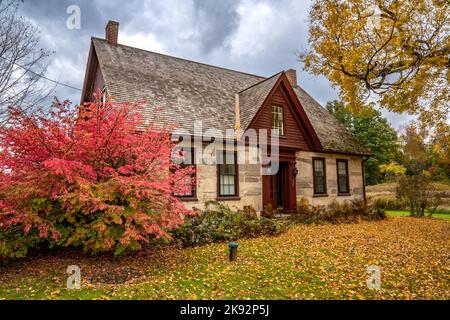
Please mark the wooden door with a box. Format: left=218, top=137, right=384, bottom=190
left=262, top=161, right=296, bottom=212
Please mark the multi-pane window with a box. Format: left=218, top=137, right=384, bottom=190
left=174, top=148, right=196, bottom=198
left=218, top=151, right=238, bottom=197
left=313, top=158, right=327, bottom=195
left=271, top=105, right=284, bottom=135
left=337, top=160, right=349, bottom=194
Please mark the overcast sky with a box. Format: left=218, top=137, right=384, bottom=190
left=18, top=0, right=411, bottom=129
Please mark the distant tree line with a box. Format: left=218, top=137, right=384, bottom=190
left=326, top=100, right=449, bottom=185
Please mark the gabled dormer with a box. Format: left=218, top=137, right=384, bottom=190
left=237, top=70, right=322, bottom=151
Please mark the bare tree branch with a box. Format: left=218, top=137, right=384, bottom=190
left=0, top=0, right=53, bottom=127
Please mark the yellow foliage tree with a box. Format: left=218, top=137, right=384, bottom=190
left=379, top=161, right=406, bottom=181
left=429, top=122, right=450, bottom=181
left=301, top=0, right=449, bottom=129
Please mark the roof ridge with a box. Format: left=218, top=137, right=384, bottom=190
left=92, top=37, right=266, bottom=80
left=90, top=38, right=370, bottom=156
left=238, top=72, right=282, bottom=94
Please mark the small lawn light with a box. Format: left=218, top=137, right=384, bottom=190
left=228, top=242, right=238, bottom=262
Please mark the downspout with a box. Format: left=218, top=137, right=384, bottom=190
left=362, top=156, right=369, bottom=204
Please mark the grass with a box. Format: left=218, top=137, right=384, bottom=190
left=386, top=210, right=450, bottom=221
left=0, top=217, right=449, bottom=300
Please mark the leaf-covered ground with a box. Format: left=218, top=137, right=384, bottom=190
left=0, top=217, right=449, bottom=300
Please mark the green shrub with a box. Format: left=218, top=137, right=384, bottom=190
left=171, top=201, right=289, bottom=247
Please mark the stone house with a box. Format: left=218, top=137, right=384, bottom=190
left=81, top=21, right=371, bottom=213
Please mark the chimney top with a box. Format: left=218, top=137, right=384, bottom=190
left=105, top=20, right=119, bottom=45
left=285, top=69, right=297, bottom=87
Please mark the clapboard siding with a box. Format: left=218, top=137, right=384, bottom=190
left=249, top=84, right=312, bottom=150
left=81, top=45, right=105, bottom=102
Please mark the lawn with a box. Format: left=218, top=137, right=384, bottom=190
left=387, top=210, right=450, bottom=221
left=0, top=217, right=449, bottom=300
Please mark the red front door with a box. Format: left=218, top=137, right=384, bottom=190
left=263, top=159, right=297, bottom=212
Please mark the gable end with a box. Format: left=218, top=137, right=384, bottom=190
left=81, top=41, right=106, bottom=103
left=246, top=72, right=322, bottom=151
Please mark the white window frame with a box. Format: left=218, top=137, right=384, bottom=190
left=271, top=105, right=284, bottom=136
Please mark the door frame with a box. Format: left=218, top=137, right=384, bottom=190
left=262, top=151, right=297, bottom=212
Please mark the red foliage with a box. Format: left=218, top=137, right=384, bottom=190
left=0, top=92, right=193, bottom=257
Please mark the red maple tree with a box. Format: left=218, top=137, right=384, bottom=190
left=0, top=93, right=193, bottom=257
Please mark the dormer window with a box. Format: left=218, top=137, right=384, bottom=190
left=271, top=105, right=284, bottom=135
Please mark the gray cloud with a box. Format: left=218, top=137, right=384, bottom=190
left=192, top=0, right=241, bottom=52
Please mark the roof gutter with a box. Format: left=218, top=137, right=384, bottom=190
left=319, top=149, right=373, bottom=158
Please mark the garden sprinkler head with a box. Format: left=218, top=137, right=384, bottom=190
left=228, top=242, right=238, bottom=262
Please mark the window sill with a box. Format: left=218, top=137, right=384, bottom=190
left=216, top=196, right=241, bottom=201
left=313, top=194, right=328, bottom=198
left=337, top=193, right=351, bottom=197
left=178, top=197, right=198, bottom=202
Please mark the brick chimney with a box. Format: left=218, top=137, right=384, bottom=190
left=285, top=69, right=297, bottom=87
left=105, top=20, right=119, bottom=45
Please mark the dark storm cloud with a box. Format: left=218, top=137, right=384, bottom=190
left=192, top=0, right=241, bottom=52
left=19, top=0, right=102, bottom=37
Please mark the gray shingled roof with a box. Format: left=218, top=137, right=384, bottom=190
left=92, top=37, right=370, bottom=155
left=293, top=86, right=371, bottom=155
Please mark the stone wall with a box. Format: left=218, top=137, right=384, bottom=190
left=295, top=151, right=365, bottom=206
left=182, top=146, right=263, bottom=212
left=181, top=148, right=365, bottom=212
